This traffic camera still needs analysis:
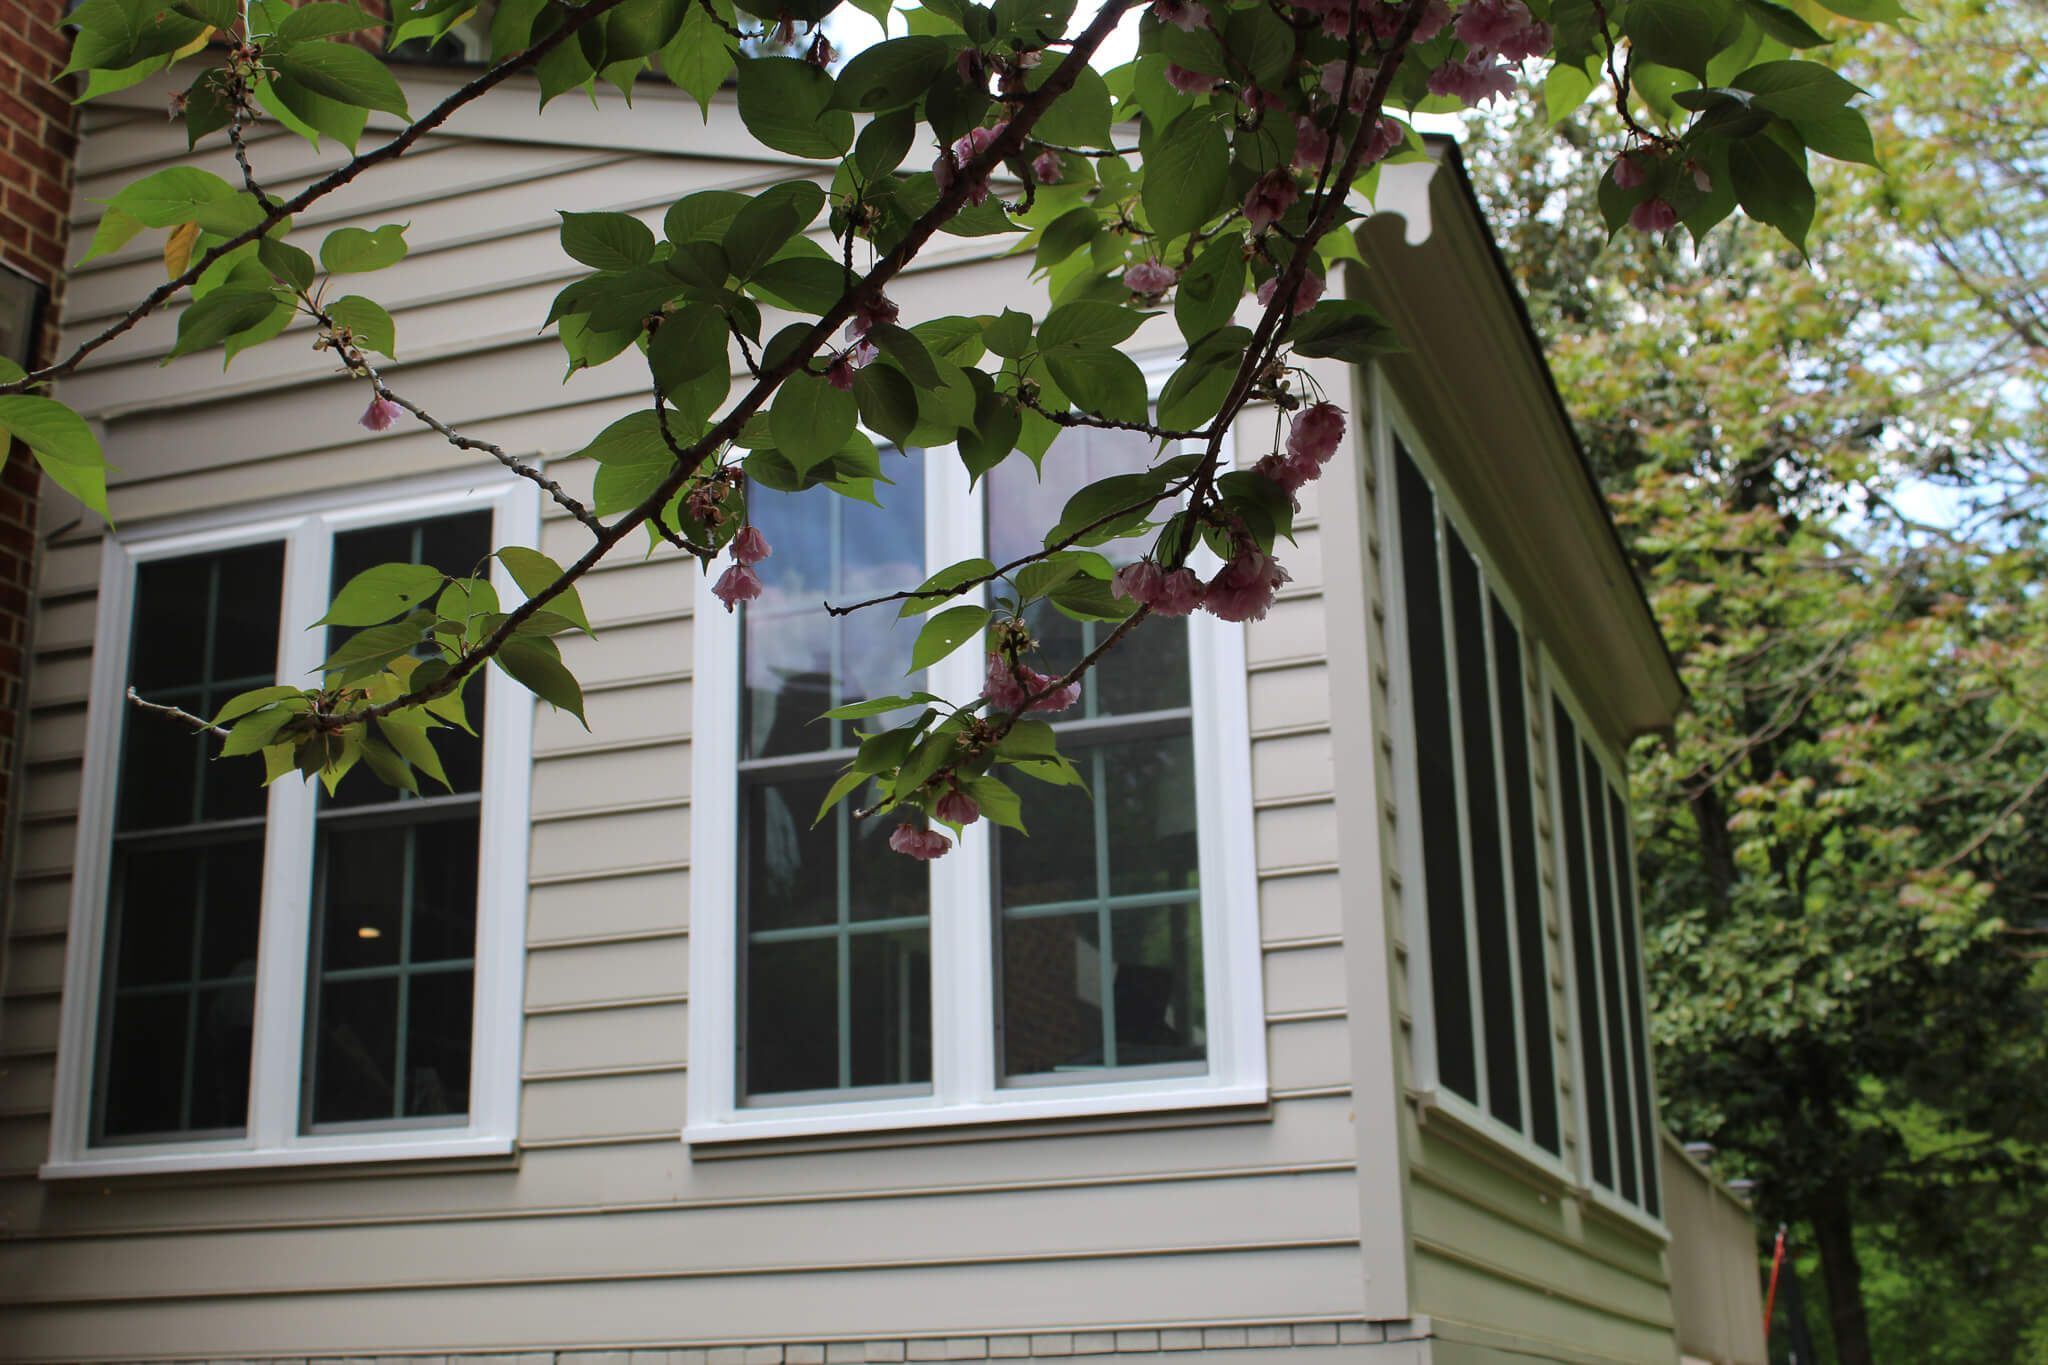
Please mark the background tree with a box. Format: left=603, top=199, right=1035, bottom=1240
left=1464, top=2, right=2048, bottom=1359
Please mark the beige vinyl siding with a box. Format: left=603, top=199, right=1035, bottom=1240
left=0, top=71, right=1379, bottom=1363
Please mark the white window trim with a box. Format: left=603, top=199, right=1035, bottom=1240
left=1540, top=655, right=1667, bottom=1237
left=44, top=471, right=537, bottom=1179
left=688, top=357, right=1266, bottom=1143
left=1370, top=370, right=1578, bottom=1188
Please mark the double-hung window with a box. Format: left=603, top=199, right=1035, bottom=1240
left=47, top=476, right=535, bottom=1176
left=1381, top=416, right=1564, bottom=1166
left=691, top=417, right=1264, bottom=1142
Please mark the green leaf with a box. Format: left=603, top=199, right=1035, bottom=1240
left=63, top=0, right=206, bottom=75
left=0, top=396, right=110, bottom=520
left=660, top=0, right=736, bottom=115
left=264, top=73, right=368, bottom=151
left=898, top=557, right=997, bottom=617
left=220, top=705, right=299, bottom=758
left=911, top=605, right=991, bottom=670
left=319, top=222, right=410, bottom=274
left=559, top=210, right=655, bottom=270
left=723, top=180, right=826, bottom=281
left=376, top=714, right=450, bottom=790
left=1742, top=0, right=1832, bottom=47
left=853, top=362, right=919, bottom=446
left=1728, top=130, right=1815, bottom=252
left=106, top=166, right=235, bottom=228
left=866, top=323, right=943, bottom=388
left=750, top=256, right=855, bottom=314
left=830, top=35, right=950, bottom=110
left=1796, top=105, right=1878, bottom=165
left=772, top=371, right=859, bottom=473
left=275, top=2, right=384, bottom=41
left=822, top=692, right=942, bottom=720
left=269, top=41, right=410, bottom=118
left=1049, top=471, right=1168, bottom=547
left=1037, top=299, right=1148, bottom=355
left=1732, top=60, right=1865, bottom=121
left=854, top=107, right=916, bottom=180
left=259, top=236, right=316, bottom=291
left=812, top=766, right=874, bottom=824
left=1810, top=0, right=1907, bottom=24
left=327, top=294, right=396, bottom=357
left=648, top=302, right=730, bottom=397
left=171, top=0, right=240, bottom=29
left=957, top=382, right=1022, bottom=483
left=1157, top=354, right=1234, bottom=430
left=167, top=286, right=285, bottom=361
left=323, top=614, right=433, bottom=683
left=1025, top=53, right=1113, bottom=149
left=494, top=634, right=587, bottom=724
left=1044, top=347, right=1148, bottom=423
left=1142, top=111, right=1227, bottom=242
left=1623, top=0, right=1739, bottom=80
left=320, top=561, right=448, bottom=626
left=735, top=55, right=854, bottom=159
left=1175, top=240, right=1246, bottom=346
left=1286, top=299, right=1403, bottom=362
left=77, top=205, right=145, bottom=265
left=959, top=773, right=1025, bottom=831
left=496, top=546, right=593, bottom=635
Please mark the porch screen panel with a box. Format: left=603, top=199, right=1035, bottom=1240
left=1609, top=785, right=1661, bottom=1216
left=304, top=512, right=492, bottom=1128
left=739, top=452, right=932, bottom=1101
left=95, top=543, right=284, bottom=1140
left=1492, top=597, right=1558, bottom=1154
left=1553, top=700, right=1614, bottom=1188
left=1585, top=740, right=1640, bottom=1205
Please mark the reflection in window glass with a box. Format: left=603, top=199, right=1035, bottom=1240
left=303, top=512, right=492, bottom=1130
left=95, top=543, right=283, bottom=1141
left=738, top=454, right=934, bottom=1100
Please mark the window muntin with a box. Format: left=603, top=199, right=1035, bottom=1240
left=95, top=543, right=283, bottom=1142
left=737, top=450, right=933, bottom=1101
left=304, top=511, right=492, bottom=1129
left=1388, top=437, right=1562, bottom=1160
left=1552, top=698, right=1661, bottom=1218
left=50, top=480, right=532, bottom=1177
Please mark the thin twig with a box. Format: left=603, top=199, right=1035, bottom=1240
left=127, top=687, right=229, bottom=737
left=1015, top=389, right=1206, bottom=442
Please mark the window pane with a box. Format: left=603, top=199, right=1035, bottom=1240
left=1585, top=742, right=1639, bottom=1205
left=1395, top=445, right=1476, bottom=1103
left=1609, top=787, right=1661, bottom=1216
left=739, top=775, right=931, bottom=1099
left=310, top=975, right=400, bottom=1126
left=1554, top=702, right=1613, bottom=1190
left=98, top=541, right=281, bottom=1143
left=744, top=452, right=927, bottom=759
left=405, top=969, right=474, bottom=1118
left=1492, top=599, right=1559, bottom=1154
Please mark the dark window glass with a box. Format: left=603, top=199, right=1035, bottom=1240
left=1447, top=528, right=1520, bottom=1131
left=1585, top=741, right=1639, bottom=1205
left=1554, top=701, right=1614, bottom=1190
left=1609, top=786, right=1661, bottom=1216
left=94, top=543, right=283, bottom=1141
left=1492, top=598, right=1558, bottom=1154
left=304, top=512, right=491, bottom=1129
left=738, top=457, right=933, bottom=1100
left=1395, top=444, right=1476, bottom=1102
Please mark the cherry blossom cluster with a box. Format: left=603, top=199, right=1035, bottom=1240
left=710, top=523, right=771, bottom=611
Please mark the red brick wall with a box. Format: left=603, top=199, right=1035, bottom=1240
left=0, top=0, right=79, bottom=882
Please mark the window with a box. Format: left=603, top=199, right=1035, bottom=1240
left=1383, top=427, right=1562, bottom=1164
left=1549, top=692, right=1661, bottom=1220
left=690, top=418, right=1264, bottom=1142
left=47, top=477, right=535, bottom=1177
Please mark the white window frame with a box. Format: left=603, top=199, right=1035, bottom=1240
left=1370, top=370, right=1575, bottom=1185
left=44, top=471, right=537, bottom=1178
left=688, top=356, right=1265, bottom=1143
left=1541, top=658, right=1666, bottom=1235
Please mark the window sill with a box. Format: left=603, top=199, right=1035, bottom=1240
left=687, top=1080, right=1270, bottom=1146
left=40, top=1133, right=515, bottom=1180
left=1411, top=1086, right=1576, bottom=1193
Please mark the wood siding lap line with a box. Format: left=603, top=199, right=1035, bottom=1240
left=1412, top=1238, right=1676, bottom=1334
left=70, top=121, right=328, bottom=188
left=1406, top=1166, right=1669, bottom=1291
left=578, top=671, right=693, bottom=698
left=1243, top=654, right=1324, bottom=675
left=1265, top=1009, right=1347, bottom=1026
left=1250, top=794, right=1334, bottom=813
left=1, top=1162, right=1367, bottom=1245
left=534, top=732, right=690, bottom=762
left=528, top=796, right=689, bottom=827
left=1262, top=935, right=1344, bottom=954
left=1254, top=861, right=1341, bottom=881
left=1268, top=1086, right=1351, bottom=1101
left=527, top=860, right=690, bottom=888
left=1249, top=722, right=1332, bottom=742
left=522, top=1061, right=688, bottom=1083
left=527, top=926, right=688, bottom=952
left=0, top=1236, right=1368, bottom=1308
left=519, top=1131, right=678, bottom=1151
left=524, top=992, right=690, bottom=1018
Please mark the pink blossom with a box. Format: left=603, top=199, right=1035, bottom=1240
left=1495, top=18, right=1549, bottom=62
left=1454, top=0, right=1532, bottom=52
left=982, top=653, right=1081, bottom=714
left=889, top=824, right=953, bottom=860
left=1032, top=150, right=1064, bottom=184
left=1256, top=270, right=1324, bottom=315
left=1112, top=561, right=1205, bottom=616
left=1242, top=87, right=1287, bottom=112
left=1244, top=170, right=1300, bottom=234
left=1365, top=115, right=1406, bottom=164
left=1321, top=61, right=1370, bottom=112
left=1687, top=159, right=1713, bottom=193
left=1151, top=0, right=1210, bottom=29
left=1124, top=259, right=1179, bottom=297
left=934, top=788, right=981, bottom=826
left=1286, top=401, right=1346, bottom=466
left=1201, top=546, right=1292, bottom=623
left=730, top=525, right=770, bottom=566
left=1362, top=0, right=1450, bottom=42
left=1629, top=198, right=1679, bottom=234
left=1293, top=116, right=1332, bottom=171
left=359, top=394, right=402, bottom=432
left=1254, top=450, right=1320, bottom=496
left=956, top=48, right=984, bottom=88
left=1164, top=62, right=1218, bottom=94
left=934, top=122, right=1006, bottom=207
left=712, top=564, right=763, bottom=613
left=826, top=352, right=858, bottom=391
left=1426, top=53, right=1517, bottom=107
left=1611, top=152, right=1650, bottom=189
left=846, top=292, right=900, bottom=342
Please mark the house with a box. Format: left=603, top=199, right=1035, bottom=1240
left=0, top=55, right=1766, bottom=1365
